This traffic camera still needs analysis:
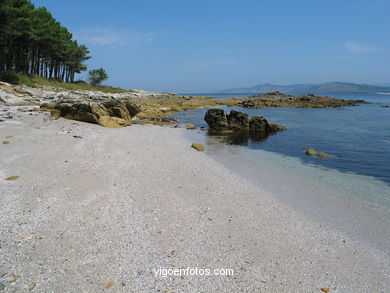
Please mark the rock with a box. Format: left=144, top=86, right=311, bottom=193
left=240, top=92, right=364, bottom=108
left=269, top=123, right=287, bottom=132
left=186, top=124, right=196, bottom=129
left=316, top=151, right=332, bottom=158
left=305, top=148, right=317, bottom=156
left=102, top=100, right=132, bottom=120
left=205, top=108, right=286, bottom=143
left=305, top=148, right=332, bottom=158
left=28, top=281, right=36, bottom=291
left=249, top=116, right=270, bottom=132
left=226, top=110, right=249, bottom=129
left=124, top=100, right=141, bottom=116
left=55, top=102, right=107, bottom=125
left=0, top=89, right=36, bottom=106
left=191, top=143, right=205, bottom=151
left=204, top=109, right=227, bottom=128
left=49, top=99, right=137, bottom=127
left=382, top=105, right=390, bottom=108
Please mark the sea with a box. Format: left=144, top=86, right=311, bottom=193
left=171, top=92, right=390, bottom=253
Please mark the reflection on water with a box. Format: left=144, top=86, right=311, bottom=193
left=207, top=128, right=275, bottom=145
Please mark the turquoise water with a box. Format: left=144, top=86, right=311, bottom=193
left=174, top=92, right=390, bottom=185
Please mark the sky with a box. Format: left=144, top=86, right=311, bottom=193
left=31, top=0, right=390, bottom=92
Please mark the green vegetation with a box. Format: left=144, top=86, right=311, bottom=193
left=5, top=73, right=134, bottom=93
left=0, top=0, right=90, bottom=82
left=88, top=68, right=108, bottom=86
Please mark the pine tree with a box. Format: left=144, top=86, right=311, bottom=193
left=0, top=0, right=90, bottom=82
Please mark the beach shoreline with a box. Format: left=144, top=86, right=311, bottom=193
left=0, top=108, right=389, bottom=292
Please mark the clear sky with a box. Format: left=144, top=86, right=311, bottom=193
left=31, top=0, right=390, bottom=92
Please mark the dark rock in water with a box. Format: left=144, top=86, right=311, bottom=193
left=205, top=108, right=286, bottom=134
left=305, top=147, right=332, bottom=158
left=226, top=110, right=249, bottom=129
left=382, top=105, right=390, bottom=108
left=305, top=148, right=317, bottom=156
left=269, top=123, right=287, bottom=132
left=204, top=108, right=228, bottom=128
left=239, top=92, right=364, bottom=108
left=249, top=116, right=270, bottom=132
left=204, top=108, right=286, bottom=146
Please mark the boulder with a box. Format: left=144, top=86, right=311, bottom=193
left=125, top=100, right=141, bottom=116
left=102, top=100, right=132, bottom=121
left=305, top=148, right=332, bottom=158
left=269, top=123, right=287, bottom=132
left=204, top=108, right=286, bottom=138
left=191, top=143, right=205, bottom=151
left=249, top=116, right=270, bottom=132
left=226, top=110, right=249, bottom=129
left=52, top=99, right=136, bottom=127
left=204, top=108, right=227, bottom=128
left=305, top=148, right=317, bottom=156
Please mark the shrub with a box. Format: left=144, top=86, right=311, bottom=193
left=0, top=71, right=20, bottom=84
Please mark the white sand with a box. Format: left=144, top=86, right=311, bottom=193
left=0, top=108, right=389, bottom=292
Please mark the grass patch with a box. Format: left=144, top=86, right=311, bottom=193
left=2, top=73, right=135, bottom=93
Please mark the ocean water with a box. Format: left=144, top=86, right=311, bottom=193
left=174, top=92, right=390, bottom=185
left=172, top=92, right=390, bottom=252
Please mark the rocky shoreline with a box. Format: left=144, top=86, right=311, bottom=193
left=239, top=92, right=366, bottom=108
left=0, top=82, right=366, bottom=128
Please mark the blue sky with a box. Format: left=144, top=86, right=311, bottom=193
left=31, top=0, right=390, bottom=92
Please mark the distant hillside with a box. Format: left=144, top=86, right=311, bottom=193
left=219, top=82, right=390, bottom=94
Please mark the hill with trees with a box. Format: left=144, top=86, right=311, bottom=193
left=219, top=82, right=390, bottom=94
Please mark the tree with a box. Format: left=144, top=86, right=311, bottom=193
left=0, top=0, right=90, bottom=82
left=88, top=68, right=108, bottom=86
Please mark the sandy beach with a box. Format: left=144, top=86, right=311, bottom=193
left=0, top=108, right=389, bottom=292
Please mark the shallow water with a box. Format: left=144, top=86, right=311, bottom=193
left=174, top=93, right=390, bottom=184
left=173, top=92, right=390, bottom=252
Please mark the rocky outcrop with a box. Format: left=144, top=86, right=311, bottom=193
left=239, top=92, right=365, bottom=108
left=204, top=108, right=286, bottom=138
left=42, top=99, right=141, bottom=127
left=249, top=116, right=269, bottom=132
left=124, top=100, right=141, bottom=117
left=226, top=110, right=249, bottom=129
left=204, top=108, right=228, bottom=128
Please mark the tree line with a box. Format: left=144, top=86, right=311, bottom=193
left=0, top=0, right=90, bottom=83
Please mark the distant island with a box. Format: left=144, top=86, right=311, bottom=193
left=219, top=82, right=390, bottom=94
